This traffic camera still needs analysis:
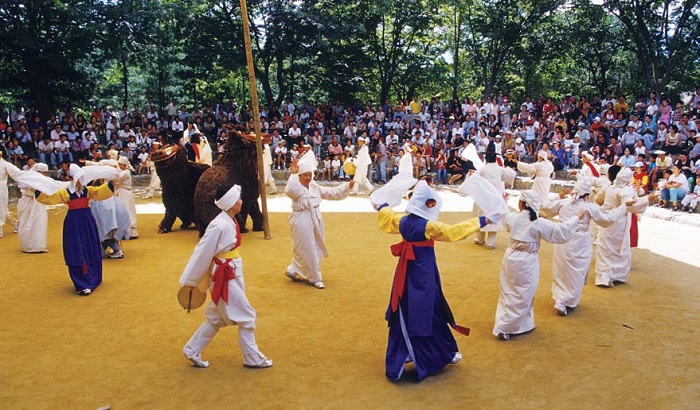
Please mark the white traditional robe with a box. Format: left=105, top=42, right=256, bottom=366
left=493, top=211, right=579, bottom=336
left=351, top=144, right=373, bottom=193
left=517, top=160, right=554, bottom=202
left=146, top=160, right=161, bottom=198
left=474, top=163, right=516, bottom=245
left=285, top=174, right=350, bottom=284
left=90, top=195, right=131, bottom=243
left=541, top=199, right=626, bottom=311
left=0, top=158, right=21, bottom=235
left=595, top=185, right=648, bottom=286
left=180, top=211, right=268, bottom=366
left=398, top=150, right=413, bottom=175
left=262, top=144, right=277, bottom=193
left=114, top=170, right=139, bottom=238
left=17, top=185, right=48, bottom=252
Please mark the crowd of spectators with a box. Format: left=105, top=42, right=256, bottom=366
left=1, top=88, right=699, bottom=207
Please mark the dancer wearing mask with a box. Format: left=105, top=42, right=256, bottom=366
left=285, top=159, right=353, bottom=289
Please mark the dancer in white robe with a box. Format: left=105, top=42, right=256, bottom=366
left=90, top=193, right=131, bottom=259
left=594, top=168, right=648, bottom=287
left=262, top=143, right=277, bottom=194
left=285, top=159, right=353, bottom=289
left=115, top=156, right=139, bottom=238
left=473, top=144, right=516, bottom=249
left=16, top=163, right=50, bottom=252
left=0, top=152, right=22, bottom=238
left=350, top=137, right=374, bottom=194
left=541, top=179, right=628, bottom=316
left=180, top=185, right=272, bottom=369
left=144, top=141, right=161, bottom=199
left=493, top=190, right=581, bottom=340
left=516, top=150, right=554, bottom=202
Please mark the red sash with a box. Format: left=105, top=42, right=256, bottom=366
left=496, top=156, right=503, bottom=167
left=191, top=143, right=200, bottom=160
left=211, top=221, right=242, bottom=305
left=389, top=239, right=434, bottom=313
left=68, top=197, right=89, bottom=210
left=211, top=259, right=236, bottom=304
left=585, top=161, right=600, bottom=178
left=630, top=213, right=638, bottom=248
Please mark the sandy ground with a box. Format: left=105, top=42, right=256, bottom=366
left=0, top=193, right=698, bottom=410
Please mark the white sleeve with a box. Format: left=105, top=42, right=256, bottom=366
left=537, top=216, right=578, bottom=244
left=540, top=199, right=565, bottom=219
left=517, top=161, right=536, bottom=176
left=319, top=182, right=350, bottom=201
left=284, top=173, right=308, bottom=200
left=179, top=225, right=222, bottom=287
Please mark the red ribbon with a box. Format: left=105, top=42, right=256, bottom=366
left=585, top=161, right=600, bottom=178
left=211, top=258, right=236, bottom=305
left=390, top=239, right=434, bottom=313
left=630, top=213, right=639, bottom=248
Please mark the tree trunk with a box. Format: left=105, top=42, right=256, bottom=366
left=30, top=75, right=52, bottom=124
left=158, top=64, right=165, bottom=111
left=452, top=7, right=461, bottom=101
left=122, top=55, right=129, bottom=107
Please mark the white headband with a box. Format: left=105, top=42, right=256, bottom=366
left=214, top=185, right=242, bottom=211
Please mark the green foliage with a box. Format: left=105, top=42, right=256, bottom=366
left=0, top=0, right=698, bottom=116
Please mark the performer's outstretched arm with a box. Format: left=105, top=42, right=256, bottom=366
left=426, top=217, right=485, bottom=242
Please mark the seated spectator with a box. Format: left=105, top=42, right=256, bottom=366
left=632, top=161, right=649, bottom=195
left=55, top=134, right=73, bottom=164
left=659, top=165, right=689, bottom=210
left=619, top=147, right=637, bottom=168
left=137, top=146, right=150, bottom=174
left=274, top=140, right=287, bottom=170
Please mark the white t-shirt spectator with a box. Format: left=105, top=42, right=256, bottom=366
left=288, top=126, right=302, bottom=138
left=55, top=139, right=70, bottom=153
left=667, top=173, right=689, bottom=193
left=38, top=140, right=54, bottom=153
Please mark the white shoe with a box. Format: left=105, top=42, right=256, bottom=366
left=497, top=332, right=510, bottom=341
left=313, top=281, right=325, bottom=289
left=184, top=352, right=210, bottom=368
left=486, top=245, right=495, bottom=250
left=109, top=250, right=124, bottom=259
left=13, top=222, right=18, bottom=233
left=473, top=239, right=485, bottom=245
left=556, top=306, right=568, bottom=316
left=450, top=352, right=462, bottom=364
left=78, top=289, right=92, bottom=296
left=244, top=359, right=273, bottom=369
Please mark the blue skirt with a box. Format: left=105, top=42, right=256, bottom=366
left=63, top=208, right=103, bottom=291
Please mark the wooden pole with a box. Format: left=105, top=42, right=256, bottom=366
left=239, top=0, right=271, bottom=239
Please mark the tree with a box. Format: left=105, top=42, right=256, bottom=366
left=600, top=0, right=700, bottom=95
left=361, top=0, right=435, bottom=104
left=0, top=0, right=101, bottom=119
left=463, top=0, right=564, bottom=98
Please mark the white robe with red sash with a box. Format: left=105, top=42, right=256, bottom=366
left=180, top=211, right=268, bottom=366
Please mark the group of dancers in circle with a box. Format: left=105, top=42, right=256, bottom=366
left=0, top=138, right=646, bottom=381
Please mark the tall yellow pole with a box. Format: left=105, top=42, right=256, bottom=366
left=239, top=0, right=271, bottom=239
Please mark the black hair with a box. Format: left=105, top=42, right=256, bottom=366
left=523, top=203, right=538, bottom=221
left=215, top=185, right=234, bottom=201
left=608, top=165, right=621, bottom=183
left=578, top=193, right=590, bottom=201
